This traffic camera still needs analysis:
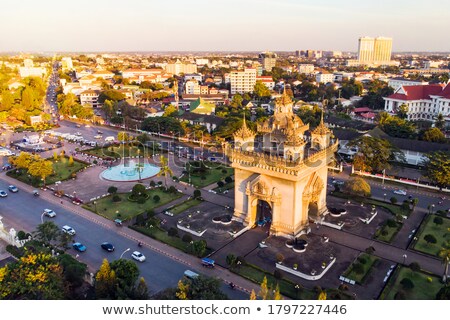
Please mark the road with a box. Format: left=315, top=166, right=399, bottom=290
left=0, top=178, right=249, bottom=299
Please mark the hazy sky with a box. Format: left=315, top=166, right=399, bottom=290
left=0, top=0, right=449, bottom=52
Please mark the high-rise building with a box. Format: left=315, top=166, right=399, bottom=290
left=357, top=36, right=393, bottom=65
left=258, top=52, right=277, bottom=71
left=229, top=68, right=257, bottom=94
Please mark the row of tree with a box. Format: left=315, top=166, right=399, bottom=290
left=9, top=152, right=53, bottom=185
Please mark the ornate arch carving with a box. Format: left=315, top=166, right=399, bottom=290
left=303, top=173, right=324, bottom=202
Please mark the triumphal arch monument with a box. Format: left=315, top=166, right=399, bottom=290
left=224, top=92, right=338, bottom=238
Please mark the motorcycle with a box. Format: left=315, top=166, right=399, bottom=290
left=33, top=190, right=39, bottom=197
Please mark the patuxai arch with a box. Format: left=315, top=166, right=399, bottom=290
left=224, top=90, right=338, bottom=238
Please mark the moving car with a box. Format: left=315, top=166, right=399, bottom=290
left=73, top=242, right=87, bottom=252
left=131, top=251, right=146, bottom=262
left=43, top=209, right=56, bottom=218
left=0, top=190, right=8, bottom=197
left=101, top=242, right=115, bottom=252
left=62, top=225, right=76, bottom=235
left=393, top=189, right=407, bottom=196
left=8, top=185, right=18, bottom=193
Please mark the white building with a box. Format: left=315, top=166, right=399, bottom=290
left=184, top=73, right=203, bottom=82
left=80, top=90, right=101, bottom=108
left=388, top=77, right=429, bottom=91
left=196, top=58, right=209, bottom=66
left=384, top=84, right=450, bottom=123
left=165, top=60, right=197, bottom=76
left=298, top=64, right=315, bottom=74
left=19, top=67, right=46, bottom=78
left=24, top=59, right=34, bottom=68
left=315, top=72, right=334, bottom=84
left=229, top=68, right=257, bottom=94
left=185, top=79, right=200, bottom=95
left=61, top=57, right=73, bottom=70
left=256, top=76, right=275, bottom=90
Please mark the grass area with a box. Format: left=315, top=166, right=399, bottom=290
left=213, top=181, right=235, bottom=194
left=180, top=161, right=234, bottom=188
left=412, top=214, right=450, bottom=256
left=380, top=266, right=444, bottom=299
left=374, top=220, right=403, bottom=243
left=130, top=220, right=212, bottom=258
left=343, top=253, right=379, bottom=284
left=166, top=198, right=203, bottom=215
left=83, top=188, right=182, bottom=221
left=233, top=264, right=316, bottom=299
left=83, top=143, right=155, bottom=159
left=332, top=191, right=412, bottom=217
left=7, top=156, right=88, bottom=187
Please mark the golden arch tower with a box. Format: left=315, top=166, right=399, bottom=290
left=225, top=92, right=338, bottom=238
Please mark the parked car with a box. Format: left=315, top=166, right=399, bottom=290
left=393, top=189, right=407, bottom=196
left=8, top=185, right=18, bottom=193
left=0, top=190, right=7, bottom=197
left=101, top=242, right=115, bottom=252
left=73, top=242, right=87, bottom=252
left=43, top=209, right=56, bottom=218
left=131, top=251, right=146, bottom=262
left=62, top=225, right=76, bottom=235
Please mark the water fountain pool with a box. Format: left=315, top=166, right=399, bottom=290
left=100, top=159, right=160, bottom=182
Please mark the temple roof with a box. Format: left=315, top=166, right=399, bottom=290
left=311, top=111, right=331, bottom=135
left=234, top=115, right=256, bottom=140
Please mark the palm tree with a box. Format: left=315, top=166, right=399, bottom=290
left=439, top=248, right=450, bottom=282
left=134, top=162, right=144, bottom=182
left=158, top=155, right=173, bottom=190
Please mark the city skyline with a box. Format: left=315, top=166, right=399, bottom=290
left=0, top=0, right=449, bottom=52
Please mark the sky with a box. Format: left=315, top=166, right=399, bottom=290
left=0, top=0, right=449, bottom=52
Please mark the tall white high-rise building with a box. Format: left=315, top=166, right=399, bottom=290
left=357, top=36, right=393, bottom=65
left=230, top=68, right=257, bottom=94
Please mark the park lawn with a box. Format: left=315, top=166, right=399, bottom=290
left=343, top=253, right=378, bottom=284
left=180, top=161, right=234, bottom=188
left=374, top=221, right=403, bottom=243
left=234, top=263, right=316, bottom=300
left=332, top=191, right=411, bottom=217
left=381, top=266, right=444, bottom=300
left=412, top=214, right=450, bottom=256
left=213, top=181, right=235, bottom=194
left=166, top=198, right=203, bottom=215
left=84, top=144, right=155, bottom=159
left=84, top=188, right=182, bottom=220
left=7, top=156, right=88, bottom=187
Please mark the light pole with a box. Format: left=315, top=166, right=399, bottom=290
left=383, top=193, right=387, bottom=202
left=402, top=254, right=407, bottom=265
left=94, top=201, right=97, bottom=213
left=40, top=212, right=45, bottom=224
left=120, top=248, right=130, bottom=259
left=431, top=204, right=435, bottom=214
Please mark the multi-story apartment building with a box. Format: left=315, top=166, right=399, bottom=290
left=258, top=52, right=277, bottom=72
left=229, top=68, right=257, bottom=94
left=358, top=36, right=393, bottom=65
left=384, top=84, right=450, bottom=123
left=80, top=90, right=101, bottom=108
left=165, top=59, right=197, bottom=75
left=185, top=79, right=200, bottom=95
left=298, top=64, right=315, bottom=74
left=315, top=72, right=334, bottom=84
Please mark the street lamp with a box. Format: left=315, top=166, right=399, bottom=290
left=40, top=212, right=45, bottom=224
left=383, top=193, right=387, bottom=202
left=402, top=254, right=407, bottom=265
left=94, top=201, right=97, bottom=213
left=120, top=248, right=130, bottom=259
left=431, top=204, right=435, bottom=214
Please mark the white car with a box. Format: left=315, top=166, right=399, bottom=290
left=393, top=189, right=407, bottom=196
left=94, top=135, right=102, bottom=139
left=131, top=251, right=146, bottom=262
left=62, top=225, right=76, bottom=235
left=43, top=209, right=56, bottom=218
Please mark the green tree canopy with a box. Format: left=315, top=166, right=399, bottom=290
left=423, top=151, right=450, bottom=188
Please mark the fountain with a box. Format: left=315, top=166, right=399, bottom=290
left=100, top=159, right=160, bottom=182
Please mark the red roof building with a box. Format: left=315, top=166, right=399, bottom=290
left=384, top=83, right=450, bottom=123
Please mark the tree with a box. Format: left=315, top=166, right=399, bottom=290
left=9, top=152, right=34, bottom=170
left=436, top=286, right=450, bottom=299
left=423, top=151, right=450, bottom=188
left=98, top=89, right=125, bottom=103
left=400, top=278, right=414, bottom=290
left=318, top=291, right=327, bottom=300
left=226, top=254, right=237, bottom=267
left=422, top=127, right=445, bottom=143
left=134, top=161, right=145, bottom=182
left=163, top=104, right=178, bottom=117
left=117, top=131, right=130, bottom=143
left=435, top=113, right=445, bottom=130
left=434, top=216, right=444, bottom=225
left=411, top=198, right=419, bottom=211
left=217, top=181, right=225, bottom=188
left=153, top=195, right=160, bottom=203
left=34, top=221, right=61, bottom=246
left=175, top=275, right=227, bottom=300
left=254, top=81, right=271, bottom=99
left=397, top=104, right=409, bottom=119
left=157, top=155, right=173, bottom=189
left=190, top=240, right=207, bottom=257
left=350, top=136, right=403, bottom=172
left=379, top=116, right=416, bottom=139
left=134, top=277, right=149, bottom=299
left=132, top=183, right=146, bottom=197
left=110, top=259, right=140, bottom=299
left=95, top=259, right=117, bottom=299
left=258, top=276, right=269, bottom=300
left=107, top=186, right=118, bottom=194
left=58, top=254, right=87, bottom=289
left=68, top=156, right=74, bottom=166
left=225, top=176, right=233, bottom=184
left=249, top=289, right=257, bottom=300
left=193, top=189, right=201, bottom=199
left=390, top=197, right=398, bottom=205
left=273, top=284, right=283, bottom=300
left=424, top=234, right=437, bottom=245
left=230, top=94, right=243, bottom=108
left=0, top=252, right=65, bottom=299
left=343, top=177, right=371, bottom=197
left=409, top=262, right=421, bottom=273
left=28, top=160, right=53, bottom=186
left=439, top=248, right=450, bottom=282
